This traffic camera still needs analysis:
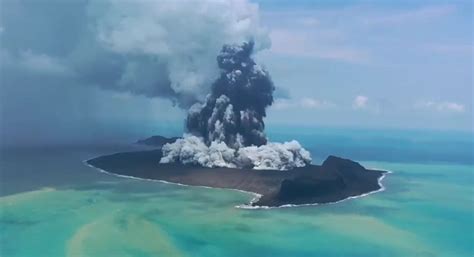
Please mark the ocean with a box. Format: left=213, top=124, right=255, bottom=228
left=1, top=127, right=473, bottom=257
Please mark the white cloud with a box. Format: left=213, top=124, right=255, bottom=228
left=269, top=29, right=369, bottom=63
left=273, top=97, right=335, bottom=110
left=1, top=0, right=270, bottom=108
left=363, top=5, right=457, bottom=26
left=415, top=100, right=465, bottom=113
left=353, top=95, right=369, bottom=109
left=90, top=0, right=270, bottom=103
left=263, top=4, right=460, bottom=64
left=272, top=98, right=293, bottom=110
left=439, top=102, right=465, bottom=112
left=19, top=50, right=71, bottom=75
left=301, top=97, right=334, bottom=109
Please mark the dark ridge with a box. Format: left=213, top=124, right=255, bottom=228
left=86, top=149, right=387, bottom=207
left=135, top=136, right=179, bottom=147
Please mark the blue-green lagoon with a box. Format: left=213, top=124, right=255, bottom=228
left=1, top=128, right=473, bottom=257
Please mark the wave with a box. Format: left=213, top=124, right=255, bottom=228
left=237, top=169, right=392, bottom=209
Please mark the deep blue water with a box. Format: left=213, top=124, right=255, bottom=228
left=268, top=126, right=473, bottom=165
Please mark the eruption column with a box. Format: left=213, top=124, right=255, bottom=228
left=160, top=42, right=312, bottom=170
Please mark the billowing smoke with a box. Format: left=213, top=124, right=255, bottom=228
left=89, top=0, right=270, bottom=108
left=160, top=42, right=312, bottom=170
left=186, top=41, right=272, bottom=148
left=1, top=0, right=312, bottom=167
left=161, top=134, right=311, bottom=170
left=1, top=0, right=270, bottom=108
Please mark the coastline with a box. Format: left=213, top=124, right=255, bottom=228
left=83, top=159, right=262, bottom=202
left=236, top=170, right=391, bottom=209
left=83, top=151, right=389, bottom=209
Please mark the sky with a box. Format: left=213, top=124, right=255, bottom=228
left=0, top=0, right=472, bottom=147
left=256, top=0, right=473, bottom=130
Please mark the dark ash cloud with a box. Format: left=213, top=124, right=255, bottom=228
left=161, top=42, right=311, bottom=170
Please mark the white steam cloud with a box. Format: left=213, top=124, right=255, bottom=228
left=161, top=134, right=312, bottom=170
left=90, top=0, right=270, bottom=106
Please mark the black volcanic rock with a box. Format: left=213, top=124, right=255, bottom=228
left=278, top=176, right=345, bottom=201
left=87, top=149, right=387, bottom=207
left=136, top=135, right=179, bottom=147
left=322, top=155, right=365, bottom=179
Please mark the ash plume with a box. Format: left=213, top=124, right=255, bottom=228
left=186, top=41, right=273, bottom=147
left=0, top=0, right=311, bottom=165
left=161, top=42, right=312, bottom=170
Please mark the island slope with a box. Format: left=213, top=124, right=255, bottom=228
left=86, top=149, right=386, bottom=207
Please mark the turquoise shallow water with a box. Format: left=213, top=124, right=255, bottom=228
left=1, top=129, right=473, bottom=257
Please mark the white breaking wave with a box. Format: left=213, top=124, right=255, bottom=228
left=160, top=134, right=312, bottom=170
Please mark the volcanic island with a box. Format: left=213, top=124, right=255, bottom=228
left=87, top=42, right=387, bottom=207
left=86, top=136, right=387, bottom=208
